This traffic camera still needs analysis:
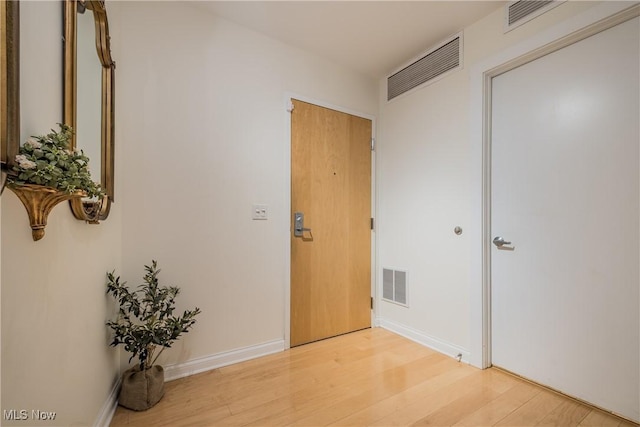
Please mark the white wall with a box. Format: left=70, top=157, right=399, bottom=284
left=2, top=0, right=376, bottom=422
left=376, top=1, right=604, bottom=361
left=3, top=1, right=625, bottom=423
left=116, top=2, right=377, bottom=368
left=1, top=2, right=121, bottom=426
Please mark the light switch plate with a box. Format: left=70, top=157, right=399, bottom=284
left=252, top=204, right=268, bottom=220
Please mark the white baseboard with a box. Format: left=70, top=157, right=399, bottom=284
left=377, top=317, right=470, bottom=363
left=96, top=339, right=285, bottom=425
left=93, top=376, right=121, bottom=427
left=96, top=329, right=462, bottom=424
left=163, top=339, right=286, bottom=382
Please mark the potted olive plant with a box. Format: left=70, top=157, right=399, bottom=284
left=106, top=260, right=201, bottom=411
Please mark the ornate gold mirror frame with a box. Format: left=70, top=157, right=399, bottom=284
left=1, top=0, right=20, bottom=193
left=64, top=0, right=115, bottom=222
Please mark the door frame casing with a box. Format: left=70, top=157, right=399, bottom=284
left=284, top=93, right=377, bottom=349
left=469, top=2, right=640, bottom=369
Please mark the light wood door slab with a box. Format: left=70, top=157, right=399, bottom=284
left=290, top=99, right=372, bottom=347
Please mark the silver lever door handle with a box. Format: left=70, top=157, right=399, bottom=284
left=294, top=212, right=311, bottom=237
left=492, top=236, right=511, bottom=247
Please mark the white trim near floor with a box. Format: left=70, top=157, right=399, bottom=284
left=378, top=317, right=469, bottom=363
left=93, top=376, right=121, bottom=427
left=98, top=339, right=285, bottom=425
left=163, top=339, right=286, bottom=382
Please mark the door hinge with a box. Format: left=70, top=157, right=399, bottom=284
left=371, top=138, right=376, bottom=151
left=371, top=297, right=374, bottom=309
left=370, top=217, right=374, bottom=230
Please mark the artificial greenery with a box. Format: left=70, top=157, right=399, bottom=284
left=106, top=261, right=201, bottom=371
left=10, top=123, right=103, bottom=198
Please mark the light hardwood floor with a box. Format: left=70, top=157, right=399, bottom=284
left=110, top=328, right=638, bottom=426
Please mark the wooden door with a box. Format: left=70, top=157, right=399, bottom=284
left=491, top=17, right=639, bottom=421
left=291, top=99, right=372, bottom=347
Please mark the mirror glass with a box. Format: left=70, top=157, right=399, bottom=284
left=64, top=0, right=115, bottom=222
left=76, top=7, right=102, bottom=183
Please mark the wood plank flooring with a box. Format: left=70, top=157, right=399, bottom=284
left=110, top=328, right=638, bottom=427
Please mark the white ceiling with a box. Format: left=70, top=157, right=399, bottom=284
left=197, top=1, right=506, bottom=79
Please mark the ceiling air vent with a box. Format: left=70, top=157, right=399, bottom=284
left=387, top=34, right=462, bottom=101
left=505, top=1, right=565, bottom=32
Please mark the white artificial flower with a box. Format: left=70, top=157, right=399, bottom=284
left=24, top=138, right=42, bottom=149
left=18, top=159, right=37, bottom=170
left=15, top=154, right=27, bottom=163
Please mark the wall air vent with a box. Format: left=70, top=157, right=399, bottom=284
left=387, top=34, right=462, bottom=101
left=382, top=268, right=408, bottom=306
left=505, top=1, right=565, bottom=32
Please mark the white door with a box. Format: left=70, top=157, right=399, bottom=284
left=491, top=17, right=639, bottom=422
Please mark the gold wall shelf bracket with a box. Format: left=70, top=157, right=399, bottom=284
left=8, top=184, right=86, bottom=241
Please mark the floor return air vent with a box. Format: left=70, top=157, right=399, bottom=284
left=383, top=268, right=408, bottom=306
